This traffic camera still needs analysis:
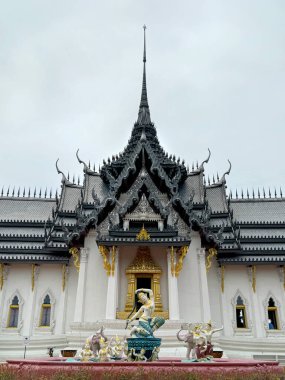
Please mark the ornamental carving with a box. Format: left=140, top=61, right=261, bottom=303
left=69, top=247, right=80, bottom=272
left=126, top=246, right=161, bottom=274
left=136, top=226, right=150, bottom=241
left=125, top=194, right=162, bottom=222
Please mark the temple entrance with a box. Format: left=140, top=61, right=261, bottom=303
left=116, top=246, right=169, bottom=320
left=136, top=276, right=152, bottom=311
left=136, top=276, right=151, bottom=291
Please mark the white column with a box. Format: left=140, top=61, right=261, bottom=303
left=22, top=264, right=40, bottom=337
left=0, top=265, right=9, bottom=326
left=247, top=267, right=264, bottom=337
left=217, top=266, right=232, bottom=336
left=197, top=248, right=211, bottom=322
left=106, top=247, right=118, bottom=320
left=55, top=265, right=69, bottom=334
left=167, top=249, right=180, bottom=320
left=73, top=248, right=89, bottom=323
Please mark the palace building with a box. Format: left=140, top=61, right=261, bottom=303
left=1, top=29, right=285, bottom=360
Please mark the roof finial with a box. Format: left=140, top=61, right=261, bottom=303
left=143, top=24, right=146, bottom=63
left=137, top=25, right=151, bottom=125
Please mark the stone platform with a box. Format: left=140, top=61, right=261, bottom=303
left=6, top=357, right=283, bottom=378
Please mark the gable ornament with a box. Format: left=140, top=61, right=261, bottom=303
left=136, top=225, right=150, bottom=241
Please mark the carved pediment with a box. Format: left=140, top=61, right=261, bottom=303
left=125, top=194, right=162, bottom=222
left=126, top=246, right=161, bottom=274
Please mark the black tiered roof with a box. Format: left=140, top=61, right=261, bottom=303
left=0, top=28, right=284, bottom=265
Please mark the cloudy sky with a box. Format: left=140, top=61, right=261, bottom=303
left=0, top=1, right=284, bottom=197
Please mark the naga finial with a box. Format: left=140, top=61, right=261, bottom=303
left=76, top=149, right=95, bottom=174
left=55, top=159, right=69, bottom=184
left=219, top=159, right=232, bottom=184
left=198, top=148, right=211, bottom=172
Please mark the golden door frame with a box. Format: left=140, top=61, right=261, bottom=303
left=116, top=246, right=169, bottom=319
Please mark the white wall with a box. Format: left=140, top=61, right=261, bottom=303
left=0, top=263, right=69, bottom=337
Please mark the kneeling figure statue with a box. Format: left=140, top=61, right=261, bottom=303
left=126, top=288, right=165, bottom=361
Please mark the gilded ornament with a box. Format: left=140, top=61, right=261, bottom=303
left=136, top=225, right=150, bottom=241
left=170, top=246, right=175, bottom=276
left=31, top=264, right=36, bottom=291
left=62, top=264, right=67, bottom=291
left=111, top=246, right=116, bottom=276
left=69, top=247, right=80, bottom=272
left=174, top=246, right=188, bottom=277
left=221, top=265, right=225, bottom=293
left=206, top=248, right=218, bottom=273
left=99, top=245, right=111, bottom=276
left=122, top=246, right=166, bottom=317
left=251, top=265, right=256, bottom=293
left=126, top=246, right=161, bottom=274
left=0, top=263, right=3, bottom=290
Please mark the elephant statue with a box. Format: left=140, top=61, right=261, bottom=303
left=86, top=326, right=108, bottom=357
left=176, top=328, right=195, bottom=360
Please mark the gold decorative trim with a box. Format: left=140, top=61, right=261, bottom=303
left=69, top=247, right=80, bottom=272
left=206, top=248, right=217, bottom=272
left=174, top=246, right=188, bottom=277
left=170, top=246, right=175, bottom=276
left=136, top=225, right=150, bottom=241
left=32, top=264, right=36, bottom=291
left=62, top=264, right=67, bottom=291
left=111, top=246, right=116, bottom=276
left=99, top=245, right=111, bottom=276
left=221, top=265, right=225, bottom=293
left=251, top=265, right=256, bottom=293
left=0, top=263, right=3, bottom=291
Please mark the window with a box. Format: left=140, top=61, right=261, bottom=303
left=40, top=295, right=51, bottom=327
left=8, top=296, right=19, bottom=328
left=236, top=295, right=247, bottom=328
left=267, top=297, right=279, bottom=330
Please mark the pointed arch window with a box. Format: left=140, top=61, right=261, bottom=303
left=267, top=297, right=279, bottom=330
left=8, top=296, right=19, bottom=328
left=40, top=295, right=51, bottom=327
left=236, top=295, right=247, bottom=328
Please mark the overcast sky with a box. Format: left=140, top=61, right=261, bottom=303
left=0, top=1, right=284, bottom=198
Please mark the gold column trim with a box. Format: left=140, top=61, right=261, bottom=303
left=99, top=245, right=117, bottom=277
left=251, top=265, right=256, bottom=293
left=206, top=248, right=217, bottom=273
left=69, top=247, right=80, bottom=272
left=125, top=273, right=136, bottom=312
left=32, top=264, right=36, bottom=291
left=221, top=265, right=225, bottom=293
left=0, top=263, right=4, bottom=290
left=111, top=246, right=116, bottom=276
left=136, top=225, right=150, bottom=241
left=170, top=246, right=175, bottom=276
left=62, top=264, right=67, bottom=291
left=175, top=246, right=188, bottom=277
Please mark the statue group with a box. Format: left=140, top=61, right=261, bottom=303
left=80, top=328, right=125, bottom=362
left=177, top=322, right=223, bottom=361
left=79, top=288, right=223, bottom=362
